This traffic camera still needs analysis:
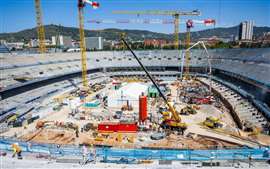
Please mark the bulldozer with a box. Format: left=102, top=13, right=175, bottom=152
left=203, top=116, right=223, bottom=128
left=121, top=38, right=187, bottom=134
left=180, top=105, right=197, bottom=115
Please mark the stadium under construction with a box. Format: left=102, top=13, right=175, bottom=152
left=1, top=48, right=270, bottom=168
left=0, top=0, right=270, bottom=168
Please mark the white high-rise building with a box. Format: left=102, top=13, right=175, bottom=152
left=85, top=37, right=103, bottom=50
left=51, top=35, right=73, bottom=47
left=239, top=21, right=254, bottom=41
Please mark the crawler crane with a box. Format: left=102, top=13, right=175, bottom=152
left=121, top=38, right=187, bottom=134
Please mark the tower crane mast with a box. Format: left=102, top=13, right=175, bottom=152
left=34, top=0, right=46, bottom=53
left=78, top=0, right=88, bottom=87
left=184, top=20, right=193, bottom=80
left=184, top=19, right=215, bottom=79
left=77, top=0, right=99, bottom=87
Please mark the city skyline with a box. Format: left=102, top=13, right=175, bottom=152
left=1, top=0, right=269, bottom=34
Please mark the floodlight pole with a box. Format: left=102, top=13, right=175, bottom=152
left=180, top=41, right=212, bottom=95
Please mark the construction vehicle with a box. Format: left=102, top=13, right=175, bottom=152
left=121, top=38, right=187, bottom=134
left=150, top=132, right=166, bottom=140
left=34, top=0, right=46, bottom=53
left=203, top=116, right=223, bottom=128
left=94, top=135, right=104, bottom=142
left=116, top=133, right=123, bottom=142
left=180, top=105, right=197, bottom=115
left=83, top=122, right=97, bottom=131
left=127, top=135, right=135, bottom=143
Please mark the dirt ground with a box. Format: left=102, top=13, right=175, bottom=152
left=3, top=79, right=270, bottom=149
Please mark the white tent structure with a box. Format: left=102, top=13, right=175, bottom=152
left=108, top=82, right=148, bottom=108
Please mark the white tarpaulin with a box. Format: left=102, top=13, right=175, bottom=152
left=108, top=82, right=148, bottom=108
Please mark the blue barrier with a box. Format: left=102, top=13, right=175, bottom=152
left=0, top=138, right=269, bottom=161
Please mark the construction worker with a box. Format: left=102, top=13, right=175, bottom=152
left=81, top=144, right=88, bottom=165
left=11, top=143, right=22, bottom=159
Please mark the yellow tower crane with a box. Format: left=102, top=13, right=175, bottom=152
left=34, top=0, right=46, bottom=53
left=112, top=10, right=200, bottom=50
left=77, top=0, right=99, bottom=87
left=184, top=20, right=193, bottom=80
left=78, top=0, right=88, bottom=87
left=183, top=19, right=215, bottom=80
left=119, top=32, right=127, bottom=50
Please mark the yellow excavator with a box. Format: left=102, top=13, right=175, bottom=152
left=203, top=116, right=223, bottom=128
left=121, top=38, right=187, bottom=134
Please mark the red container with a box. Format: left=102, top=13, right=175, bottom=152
left=139, top=95, right=147, bottom=122
left=98, top=122, right=118, bottom=133
left=117, top=123, right=137, bottom=132
left=98, top=122, right=137, bottom=133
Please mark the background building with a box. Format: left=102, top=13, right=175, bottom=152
left=29, top=39, right=51, bottom=48
left=239, top=21, right=254, bottom=41
left=85, top=37, right=103, bottom=50
left=52, top=35, right=73, bottom=48
left=144, top=39, right=168, bottom=48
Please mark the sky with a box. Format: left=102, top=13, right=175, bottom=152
left=0, top=0, right=269, bottom=34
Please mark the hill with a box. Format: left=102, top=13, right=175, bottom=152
left=0, top=24, right=269, bottom=42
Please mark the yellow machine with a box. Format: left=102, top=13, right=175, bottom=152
left=78, top=0, right=88, bottom=87
left=94, top=136, right=104, bottom=142
left=184, top=20, right=193, bottom=80
left=116, top=133, right=123, bottom=142
left=203, top=116, right=223, bottom=128
left=119, top=33, right=127, bottom=50
left=34, top=0, right=46, bottom=53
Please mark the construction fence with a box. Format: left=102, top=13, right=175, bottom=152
left=0, top=137, right=269, bottom=161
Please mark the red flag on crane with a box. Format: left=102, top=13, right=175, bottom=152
left=204, top=19, right=215, bottom=26
left=83, top=0, right=100, bottom=9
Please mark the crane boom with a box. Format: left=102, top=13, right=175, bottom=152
left=113, top=10, right=200, bottom=50
left=113, top=10, right=200, bottom=16
left=121, top=38, right=180, bottom=122
left=34, top=0, right=46, bottom=53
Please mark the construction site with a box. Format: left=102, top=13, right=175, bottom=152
left=0, top=0, right=270, bottom=168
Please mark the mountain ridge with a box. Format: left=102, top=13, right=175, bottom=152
left=0, top=24, right=269, bottom=42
